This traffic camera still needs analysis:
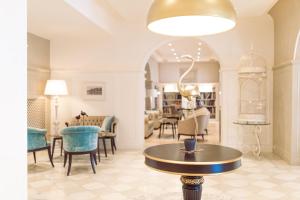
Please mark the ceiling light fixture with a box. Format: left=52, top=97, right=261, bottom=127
left=147, top=0, right=236, bottom=37
left=198, top=42, right=202, bottom=46
left=168, top=43, right=173, bottom=47
left=173, top=53, right=177, bottom=56
left=171, top=48, right=175, bottom=52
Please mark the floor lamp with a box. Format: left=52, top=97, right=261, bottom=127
left=44, top=80, right=68, bottom=136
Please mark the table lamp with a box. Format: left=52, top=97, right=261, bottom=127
left=44, top=80, right=68, bottom=136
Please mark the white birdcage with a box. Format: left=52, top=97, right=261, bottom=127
left=238, top=51, right=267, bottom=122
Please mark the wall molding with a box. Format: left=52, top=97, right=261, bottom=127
left=273, top=59, right=300, bottom=70
left=51, top=68, right=144, bottom=74
left=28, top=66, right=50, bottom=73
left=273, top=60, right=293, bottom=70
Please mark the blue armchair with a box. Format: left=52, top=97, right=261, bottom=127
left=27, top=127, right=54, bottom=167
left=61, top=126, right=100, bottom=176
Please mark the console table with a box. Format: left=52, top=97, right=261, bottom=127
left=233, top=121, right=270, bottom=157
left=144, top=144, right=242, bottom=200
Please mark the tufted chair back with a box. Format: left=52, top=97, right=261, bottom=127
left=61, top=126, right=100, bottom=152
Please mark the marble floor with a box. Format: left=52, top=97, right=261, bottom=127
left=28, top=147, right=300, bottom=200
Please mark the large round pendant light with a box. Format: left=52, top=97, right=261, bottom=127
left=147, top=0, right=237, bottom=37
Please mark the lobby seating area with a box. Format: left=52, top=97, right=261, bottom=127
left=1, top=0, right=300, bottom=199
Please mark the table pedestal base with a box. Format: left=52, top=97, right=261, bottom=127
left=181, top=176, right=204, bottom=200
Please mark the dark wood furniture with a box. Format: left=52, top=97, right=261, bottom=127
left=51, top=135, right=63, bottom=159
left=144, top=144, right=242, bottom=200
left=28, top=144, right=54, bottom=167
left=159, top=118, right=177, bottom=139
left=97, top=132, right=117, bottom=161
left=63, top=149, right=97, bottom=176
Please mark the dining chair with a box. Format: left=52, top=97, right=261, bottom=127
left=61, top=126, right=100, bottom=176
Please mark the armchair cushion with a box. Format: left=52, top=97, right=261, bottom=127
left=101, top=116, right=114, bottom=132
left=61, top=126, right=100, bottom=152
left=27, top=127, right=47, bottom=151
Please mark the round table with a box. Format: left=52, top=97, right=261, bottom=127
left=144, top=144, right=242, bottom=200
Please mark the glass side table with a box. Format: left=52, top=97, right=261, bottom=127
left=233, top=121, right=270, bottom=158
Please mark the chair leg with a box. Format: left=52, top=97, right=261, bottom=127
left=159, top=124, right=162, bottom=138
left=60, top=139, right=63, bottom=156
left=63, top=151, right=68, bottom=167
left=90, top=153, right=96, bottom=174
left=102, top=138, right=107, bottom=157
left=178, top=134, right=180, bottom=141
left=97, top=138, right=101, bottom=162
left=172, top=124, right=175, bottom=139
left=33, top=152, right=36, bottom=164
left=51, top=138, right=56, bottom=159
left=67, top=154, right=72, bottom=176
left=93, top=153, right=97, bottom=165
left=202, top=134, right=205, bottom=141
left=110, top=138, right=115, bottom=154
left=47, top=146, right=54, bottom=167
left=112, top=138, right=117, bottom=151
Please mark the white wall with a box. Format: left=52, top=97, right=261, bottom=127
left=0, top=1, right=27, bottom=199
left=51, top=69, right=145, bottom=149
left=159, top=61, right=219, bottom=83
left=49, top=15, right=274, bottom=150
left=147, top=57, right=159, bottom=84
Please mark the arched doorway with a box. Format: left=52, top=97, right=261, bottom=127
left=143, top=38, right=222, bottom=145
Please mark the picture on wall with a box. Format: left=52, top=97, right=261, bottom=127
left=82, top=82, right=105, bottom=101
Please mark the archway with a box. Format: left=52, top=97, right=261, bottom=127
left=143, top=38, right=222, bottom=144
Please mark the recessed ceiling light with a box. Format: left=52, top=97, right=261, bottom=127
left=197, top=52, right=201, bottom=55
left=198, top=48, right=201, bottom=51
left=173, top=53, right=177, bottom=56
left=168, top=43, right=172, bottom=47
left=198, top=42, right=202, bottom=46
left=176, top=57, right=179, bottom=59
left=177, top=60, right=181, bottom=62
left=171, top=48, right=175, bottom=52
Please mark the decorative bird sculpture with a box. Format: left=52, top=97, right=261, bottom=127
left=177, top=55, right=199, bottom=152
left=80, top=111, right=88, bottom=117
left=80, top=111, right=88, bottom=125
left=177, top=55, right=200, bottom=101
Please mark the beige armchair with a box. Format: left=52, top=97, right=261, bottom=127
left=177, top=114, right=209, bottom=140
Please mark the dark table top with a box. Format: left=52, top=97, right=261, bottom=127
left=144, top=143, right=242, bottom=176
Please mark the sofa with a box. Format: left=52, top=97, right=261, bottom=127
left=52, top=115, right=118, bottom=159
left=144, top=110, right=163, bottom=138
left=66, top=116, right=118, bottom=158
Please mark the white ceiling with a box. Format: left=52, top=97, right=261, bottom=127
left=27, top=0, right=107, bottom=40
left=28, top=0, right=279, bottom=60
left=153, top=39, right=217, bottom=63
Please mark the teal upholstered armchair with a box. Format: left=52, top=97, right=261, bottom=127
left=61, top=126, right=100, bottom=176
left=27, top=127, right=54, bottom=167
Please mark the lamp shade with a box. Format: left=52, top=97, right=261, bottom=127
left=44, top=80, right=68, bottom=96
left=147, top=0, right=236, bottom=36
